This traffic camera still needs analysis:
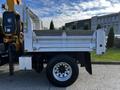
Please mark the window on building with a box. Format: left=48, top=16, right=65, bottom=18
left=114, top=15, right=117, bottom=20
left=104, top=25, right=106, bottom=28
left=116, top=15, right=118, bottom=21
left=110, top=17, right=112, bottom=22
left=72, top=25, right=76, bottom=30
left=97, top=19, right=100, bottom=23
left=101, top=19, right=103, bottom=23
left=112, top=16, right=114, bottom=21
left=104, top=18, right=106, bottom=23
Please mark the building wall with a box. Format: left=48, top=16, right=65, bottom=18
left=65, top=19, right=91, bottom=30
left=65, top=12, right=120, bottom=34
left=91, top=12, right=120, bottom=34
left=33, top=20, right=43, bottom=30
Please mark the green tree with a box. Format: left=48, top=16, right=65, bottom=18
left=49, top=20, right=55, bottom=30
left=62, top=26, right=65, bottom=30
left=96, top=24, right=101, bottom=30
left=106, top=27, right=115, bottom=48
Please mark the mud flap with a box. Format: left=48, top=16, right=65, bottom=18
left=84, top=52, right=92, bottom=75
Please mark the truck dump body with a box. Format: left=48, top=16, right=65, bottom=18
left=32, top=30, right=96, bottom=52
left=33, top=30, right=101, bottom=52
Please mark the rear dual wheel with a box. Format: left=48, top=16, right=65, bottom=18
left=46, top=55, right=79, bottom=87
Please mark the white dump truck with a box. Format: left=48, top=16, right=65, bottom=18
left=2, top=0, right=106, bottom=87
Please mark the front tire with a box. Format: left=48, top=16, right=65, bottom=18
left=46, top=55, right=79, bottom=87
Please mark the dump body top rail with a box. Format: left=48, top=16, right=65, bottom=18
left=33, top=30, right=94, bottom=36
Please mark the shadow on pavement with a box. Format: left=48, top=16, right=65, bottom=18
left=0, top=65, right=67, bottom=90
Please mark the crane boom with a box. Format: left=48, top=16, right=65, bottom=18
left=7, top=0, right=14, bottom=11
left=1, top=0, right=22, bottom=75
left=3, top=0, right=22, bottom=49
left=7, top=0, right=21, bottom=11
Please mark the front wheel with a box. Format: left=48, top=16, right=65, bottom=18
left=46, top=55, right=79, bottom=87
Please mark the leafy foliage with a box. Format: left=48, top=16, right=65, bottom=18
left=96, top=24, right=101, bottom=30
left=49, top=20, right=55, bottom=30
left=106, top=27, right=115, bottom=48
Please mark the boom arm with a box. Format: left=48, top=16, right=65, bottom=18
left=7, top=0, right=14, bottom=11
left=2, top=0, right=22, bottom=50
left=7, top=0, right=21, bottom=11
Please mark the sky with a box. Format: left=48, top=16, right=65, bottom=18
left=0, top=0, right=120, bottom=28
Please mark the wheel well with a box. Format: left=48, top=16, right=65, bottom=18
left=41, top=52, right=90, bottom=64
left=29, top=52, right=92, bottom=74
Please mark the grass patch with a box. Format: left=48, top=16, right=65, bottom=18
left=91, top=48, right=120, bottom=62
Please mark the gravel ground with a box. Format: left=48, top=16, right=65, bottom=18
left=0, top=64, right=120, bottom=90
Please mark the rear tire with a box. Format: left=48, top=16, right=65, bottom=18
left=46, top=55, right=79, bottom=87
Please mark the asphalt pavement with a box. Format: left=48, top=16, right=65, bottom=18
left=0, top=64, right=120, bottom=90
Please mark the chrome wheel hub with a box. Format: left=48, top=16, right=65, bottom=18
left=53, top=62, right=72, bottom=81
